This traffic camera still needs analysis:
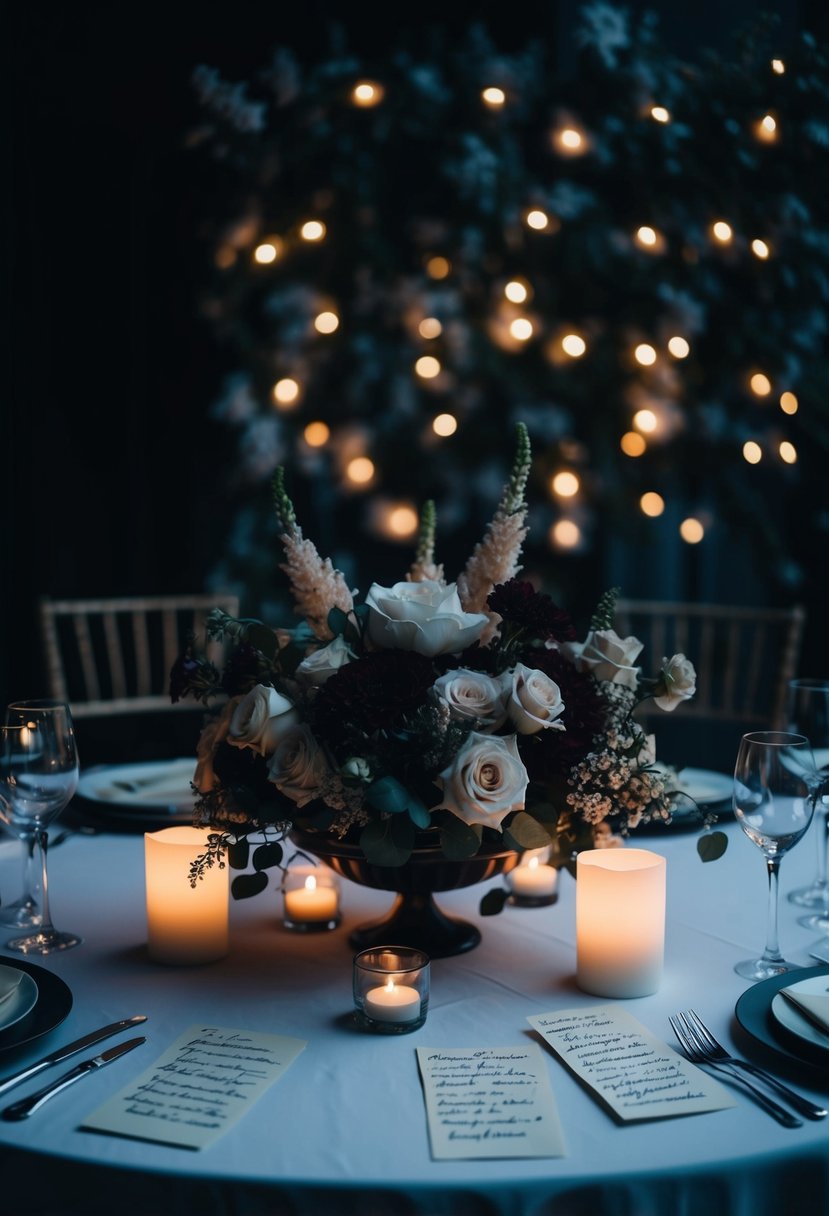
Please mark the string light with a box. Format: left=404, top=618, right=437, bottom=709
left=314, top=311, right=339, bottom=334
left=509, top=318, right=533, bottom=341
left=667, top=336, right=690, bottom=358
left=751, top=238, right=770, bottom=259
left=640, top=492, right=665, bottom=517
left=386, top=504, right=419, bottom=536
left=419, top=317, right=442, bottom=338
left=680, top=518, right=705, bottom=543
left=633, top=409, right=658, bottom=433
left=273, top=378, right=300, bottom=407
left=346, top=456, right=375, bottom=484
left=634, top=343, right=657, bottom=366
left=780, top=391, right=798, bottom=415
left=551, top=471, right=580, bottom=497
left=779, top=441, right=797, bottom=464
left=743, top=440, right=762, bottom=464
left=711, top=220, right=733, bottom=244
left=415, top=355, right=441, bottom=379
left=300, top=220, right=326, bottom=241
left=750, top=372, right=772, bottom=397
left=352, top=81, right=384, bottom=107
left=432, top=413, right=457, bottom=437
left=755, top=114, right=778, bottom=143
left=561, top=333, right=586, bottom=357
left=482, top=86, right=506, bottom=107
left=505, top=280, right=529, bottom=303
left=253, top=239, right=281, bottom=264
left=621, top=431, right=647, bottom=456
left=426, top=256, right=450, bottom=279
left=771, top=58, right=785, bottom=75
left=650, top=105, right=671, bottom=123
left=549, top=519, right=581, bottom=549
left=526, top=209, right=550, bottom=230
left=553, top=125, right=588, bottom=155
left=214, top=246, right=236, bottom=269
left=303, top=421, right=330, bottom=447
left=635, top=225, right=660, bottom=249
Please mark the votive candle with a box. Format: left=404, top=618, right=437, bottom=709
left=364, top=979, right=421, bottom=1023
left=144, top=826, right=229, bottom=965
left=576, top=848, right=666, bottom=998
left=284, top=874, right=339, bottom=923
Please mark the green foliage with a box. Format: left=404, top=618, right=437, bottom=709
left=479, top=887, right=510, bottom=917
left=590, top=587, right=622, bottom=632
left=360, top=816, right=416, bottom=866
left=253, top=841, right=284, bottom=871
left=231, top=871, right=270, bottom=900
left=227, top=840, right=250, bottom=869
left=697, top=830, right=729, bottom=862
left=439, top=815, right=483, bottom=860
left=503, top=811, right=556, bottom=851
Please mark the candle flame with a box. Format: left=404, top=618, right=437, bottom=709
left=304, top=875, right=317, bottom=892
left=385, top=979, right=396, bottom=993
left=528, top=856, right=539, bottom=871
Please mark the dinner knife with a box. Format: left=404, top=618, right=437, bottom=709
left=1, top=1035, right=146, bottom=1120
left=0, top=1015, right=148, bottom=1098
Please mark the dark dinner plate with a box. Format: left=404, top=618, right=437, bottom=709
left=734, top=964, right=829, bottom=1072
left=0, top=955, right=73, bottom=1054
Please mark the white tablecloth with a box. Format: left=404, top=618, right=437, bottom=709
left=1, top=814, right=828, bottom=1216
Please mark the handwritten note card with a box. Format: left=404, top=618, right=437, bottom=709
left=416, top=1045, right=566, bottom=1160
left=528, top=1005, right=735, bottom=1122
left=82, top=1025, right=306, bottom=1150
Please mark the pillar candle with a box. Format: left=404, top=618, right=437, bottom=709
left=576, top=848, right=666, bottom=998
left=144, top=826, right=229, bottom=965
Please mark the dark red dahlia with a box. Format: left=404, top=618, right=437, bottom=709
left=516, top=648, right=605, bottom=781
left=312, top=649, right=436, bottom=752
left=487, top=579, right=577, bottom=643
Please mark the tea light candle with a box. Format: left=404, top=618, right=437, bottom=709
left=144, top=826, right=229, bottom=966
left=576, top=848, right=666, bottom=998
left=284, top=874, right=339, bottom=923
left=364, top=979, right=422, bottom=1023
left=507, top=855, right=558, bottom=898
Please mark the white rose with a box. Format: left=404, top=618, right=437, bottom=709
left=365, top=579, right=488, bottom=657
left=295, top=636, right=354, bottom=688
left=566, top=628, right=643, bottom=689
left=431, top=668, right=508, bottom=730
left=504, top=663, right=566, bottom=734
left=228, top=683, right=299, bottom=755
left=436, top=732, right=529, bottom=830
left=267, top=725, right=329, bottom=807
left=193, top=696, right=242, bottom=794
left=653, top=654, right=697, bottom=711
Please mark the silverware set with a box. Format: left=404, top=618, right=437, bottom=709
left=669, top=1008, right=826, bottom=1127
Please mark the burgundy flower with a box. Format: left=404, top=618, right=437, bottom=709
left=516, top=648, right=605, bottom=780
left=312, top=649, right=436, bottom=750
left=487, top=579, right=577, bottom=643
left=222, top=641, right=266, bottom=695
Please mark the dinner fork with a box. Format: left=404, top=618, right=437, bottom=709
left=669, top=1012, right=802, bottom=1127
left=680, top=1008, right=827, bottom=1121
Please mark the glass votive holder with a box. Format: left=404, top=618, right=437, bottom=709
left=353, top=947, right=430, bottom=1034
left=506, top=846, right=559, bottom=907
left=282, top=864, right=341, bottom=932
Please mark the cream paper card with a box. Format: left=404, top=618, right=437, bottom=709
left=528, top=1005, right=735, bottom=1121
left=82, top=1024, right=307, bottom=1149
left=416, top=1044, right=566, bottom=1160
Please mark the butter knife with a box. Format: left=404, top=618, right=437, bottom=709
left=0, top=1015, right=148, bottom=1098
left=2, top=1036, right=146, bottom=1120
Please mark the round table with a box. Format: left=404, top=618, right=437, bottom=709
left=1, top=813, right=828, bottom=1215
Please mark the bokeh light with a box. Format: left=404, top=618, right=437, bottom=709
left=680, top=518, right=705, bottom=543
left=509, top=318, right=533, bottom=341
left=273, top=378, right=300, bottom=407
left=634, top=343, right=657, bottom=366
left=426, top=256, right=450, bottom=279
left=779, top=441, right=797, bottom=464
left=561, top=333, right=586, bottom=357
left=743, top=441, right=762, bottom=464
left=352, top=81, right=384, bottom=106
left=253, top=239, right=281, bottom=264
left=549, top=519, right=581, bottom=549
left=346, top=456, right=375, bottom=484
left=303, top=421, right=330, bottom=447
left=300, top=220, right=326, bottom=241
left=314, top=311, right=339, bottom=334
left=419, top=317, right=442, bottom=338
left=482, top=87, right=506, bottom=107
left=711, top=220, right=733, bottom=244
left=640, top=492, right=665, bottom=517
left=551, top=471, right=580, bottom=497
left=667, top=336, right=690, bottom=358
left=779, top=391, right=798, bottom=415
left=633, top=409, right=658, bottom=433
left=750, top=372, right=772, bottom=397
left=415, top=355, right=441, bottom=379
left=432, top=413, right=458, bottom=436
left=621, top=431, right=647, bottom=456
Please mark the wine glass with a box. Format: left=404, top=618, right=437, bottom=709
left=0, top=700, right=82, bottom=953
left=785, top=678, right=829, bottom=928
left=732, top=731, right=818, bottom=981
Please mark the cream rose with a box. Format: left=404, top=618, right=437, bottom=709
left=653, top=654, right=697, bottom=711
left=431, top=668, right=508, bottom=730
left=365, top=579, right=488, bottom=657
left=295, top=636, right=354, bottom=688
left=228, top=683, right=299, bottom=755
left=436, top=732, right=529, bottom=830
left=193, top=696, right=242, bottom=794
left=566, top=628, right=643, bottom=689
left=267, top=725, right=329, bottom=806
left=504, top=663, right=566, bottom=734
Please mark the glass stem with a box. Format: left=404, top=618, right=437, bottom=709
left=35, top=829, right=56, bottom=939
left=820, top=803, right=829, bottom=888
left=763, top=854, right=784, bottom=963
left=20, top=830, right=39, bottom=912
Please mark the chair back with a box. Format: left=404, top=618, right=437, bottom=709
left=614, top=599, right=806, bottom=733
left=38, top=594, right=240, bottom=719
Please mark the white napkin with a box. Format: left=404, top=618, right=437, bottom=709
left=0, top=967, right=22, bottom=1007
left=780, top=985, right=829, bottom=1035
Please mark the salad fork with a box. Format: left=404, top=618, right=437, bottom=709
left=669, top=1012, right=802, bottom=1127
left=680, top=1008, right=826, bottom=1121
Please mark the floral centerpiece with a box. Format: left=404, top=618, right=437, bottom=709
left=171, top=424, right=720, bottom=903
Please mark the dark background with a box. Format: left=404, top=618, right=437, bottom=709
left=4, top=1, right=827, bottom=724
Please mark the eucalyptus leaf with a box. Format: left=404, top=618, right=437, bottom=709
left=327, top=606, right=349, bottom=638
left=231, top=871, right=270, bottom=900
left=503, top=811, right=554, bottom=850
left=360, top=818, right=413, bottom=866
left=227, top=841, right=250, bottom=870
left=697, top=830, right=728, bottom=862
left=479, top=888, right=509, bottom=916
left=440, top=816, right=482, bottom=860
left=366, top=775, right=411, bottom=814
left=252, top=841, right=284, bottom=872
left=407, top=797, right=432, bottom=829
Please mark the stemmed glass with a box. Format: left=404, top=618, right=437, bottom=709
left=733, top=730, right=818, bottom=981
left=785, top=678, right=829, bottom=928
left=0, top=700, right=82, bottom=953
